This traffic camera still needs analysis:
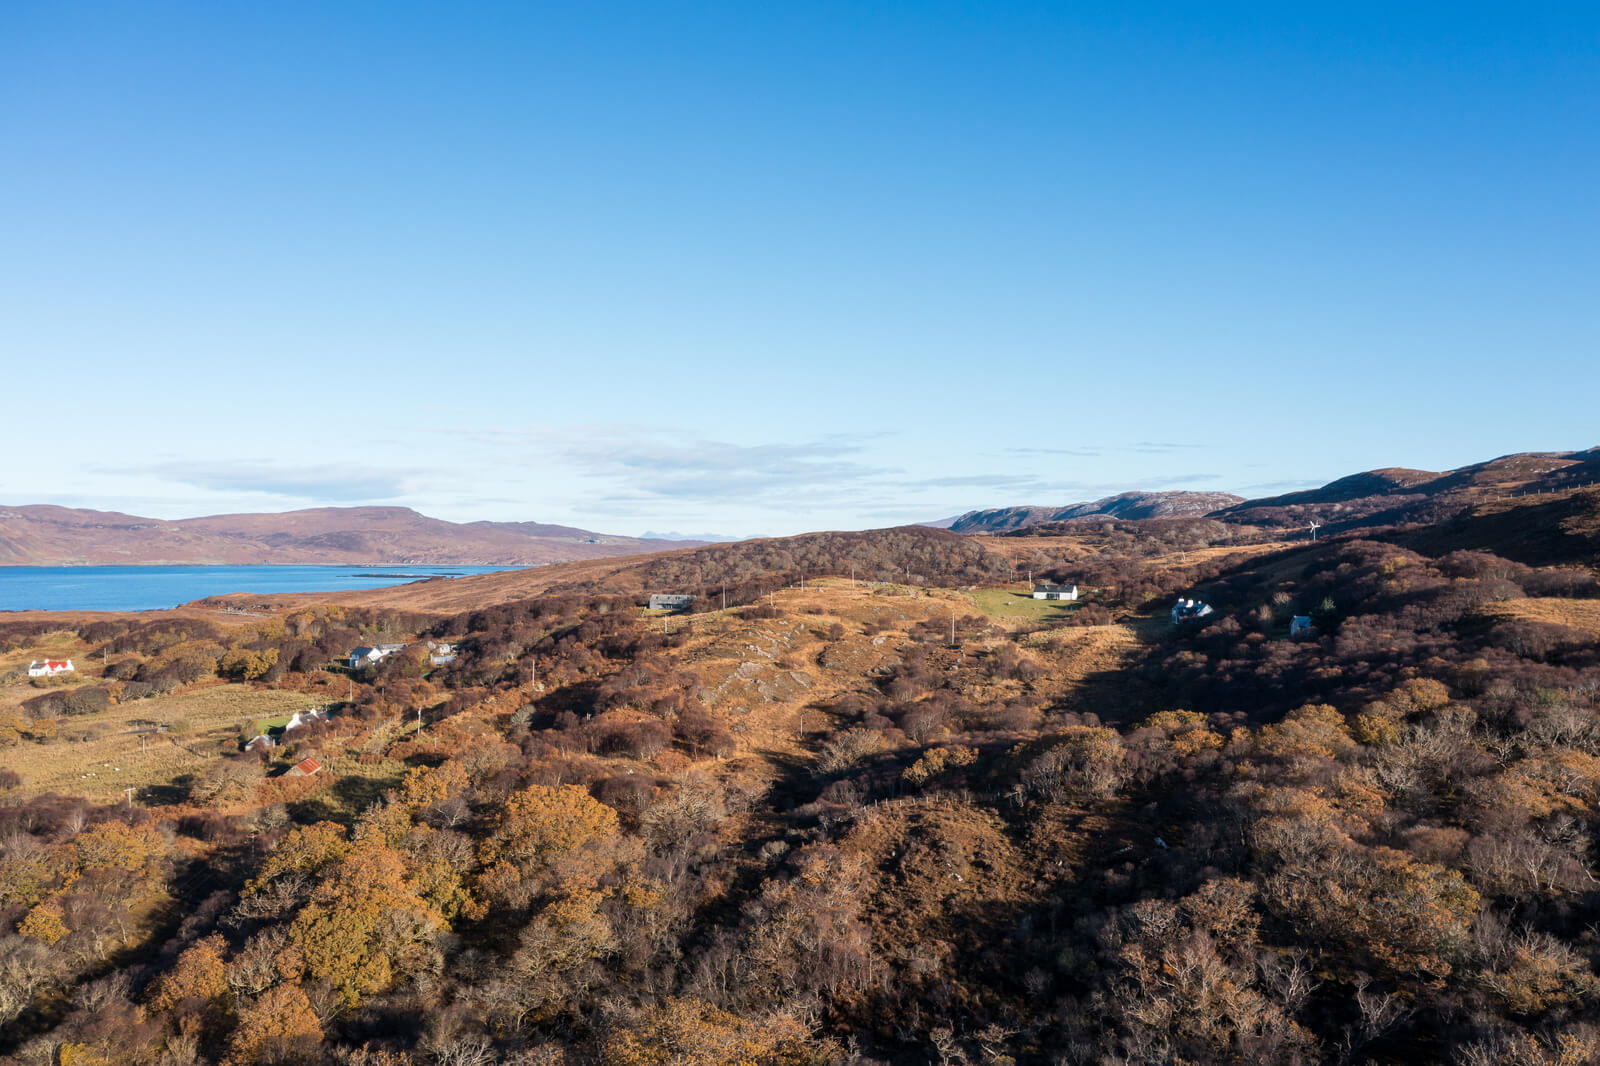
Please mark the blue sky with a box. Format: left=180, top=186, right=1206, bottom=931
left=2, top=3, right=1596, bottom=536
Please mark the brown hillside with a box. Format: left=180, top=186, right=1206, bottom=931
left=1217, top=448, right=1599, bottom=532
left=7, top=486, right=1600, bottom=1063
left=0, top=504, right=699, bottom=566
left=1395, top=486, right=1600, bottom=568
left=198, top=526, right=1012, bottom=614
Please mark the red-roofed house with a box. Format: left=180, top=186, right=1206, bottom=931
left=28, top=659, right=74, bottom=677
left=285, top=757, right=322, bottom=777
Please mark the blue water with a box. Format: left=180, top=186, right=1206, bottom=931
left=0, top=565, right=522, bottom=612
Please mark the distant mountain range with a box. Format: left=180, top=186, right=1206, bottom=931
left=939, top=491, right=1245, bottom=534
left=639, top=531, right=745, bottom=543
left=7, top=449, right=1596, bottom=568
left=0, top=506, right=703, bottom=566
left=930, top=449, right=1600, bottom=537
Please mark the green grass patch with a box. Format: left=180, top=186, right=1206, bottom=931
left=967, top=587, right=1085, bottom=623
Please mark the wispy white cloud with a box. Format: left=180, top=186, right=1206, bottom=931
left=906, top=471, right=1223, bottom=497
left=1003, top=446, right=1105, bottom=458
left=1238, top=478, right=1325, bottom=494
left=1000, top=440, right=1207, bottom=459
left=105, top=461, right=414, bottom=503
left=560, top=430, right=895, bottom=502
left=1128, top=441, right=1207, bottom=454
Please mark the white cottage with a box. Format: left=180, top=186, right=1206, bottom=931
left=1031, top=583, right=1079, bottom=601
left=283, top=708, right=328, bottom=735
left=348, top=643, right=406, bottom=670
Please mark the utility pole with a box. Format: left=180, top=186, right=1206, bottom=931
left=721, top=584, right=726, bottom=610
left=850, top=566, right=856, bottom=588
left=417, top=705, right=423, bottom=736
left=123, top=787, right=136, bottom=807
left=950, top=609, right=956, bottom=646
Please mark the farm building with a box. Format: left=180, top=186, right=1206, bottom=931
left=243, top=734, right=276, bottom=753
left=1290, top=615, right=1315, bottom=636
left=648, top=594, right=693, bottom=611
left=1032, top=583, right=1079, bottom=601
left=348, top=643, right=406, bottom=669
left=1171, top=598, right=1215, bottom=624
left=284, top=757, right=322, bottom=778
left=27, top=659, right=74, bottom=677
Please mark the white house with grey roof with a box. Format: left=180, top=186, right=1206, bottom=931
left=1171, top=598, right=1214, bottom=624
left=348, top=643, right=406, bottom=669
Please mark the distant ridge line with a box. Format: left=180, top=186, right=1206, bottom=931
left=0, top=504, right=706, bottom=567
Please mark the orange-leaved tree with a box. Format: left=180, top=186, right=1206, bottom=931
left=482, top=784, right=621, bottom=871
left=287, top=842, right=443, bottom=1007
left=146, top=933, right=230, bottom=1014
left=223, top=982, right=323, bottom=1066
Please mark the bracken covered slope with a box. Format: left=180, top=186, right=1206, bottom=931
left=1215, top=448, right=1600, bottom=532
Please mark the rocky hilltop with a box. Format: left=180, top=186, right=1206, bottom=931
left=945, top=490, right=1245, bottom=534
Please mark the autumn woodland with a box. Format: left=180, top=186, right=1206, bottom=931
left=3, top=455, right=1600, bottom=1065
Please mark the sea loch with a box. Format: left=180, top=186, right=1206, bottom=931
left=0, top=565, right=517, bottom=612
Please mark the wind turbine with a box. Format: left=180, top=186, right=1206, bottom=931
left=1308, top=520, right=1321, bottom=542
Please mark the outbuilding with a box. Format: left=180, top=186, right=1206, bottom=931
left=285, top=757, right=322, bottom=778
left=648, top=594, right=693, bottom=611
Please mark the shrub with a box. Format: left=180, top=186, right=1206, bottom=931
left=1018, top=726, right=1127, bottom=801
left=593, top=718, right=671, bottom=760
left=902, top=745, right=978, bottom=788
left=817, top=729, right=888, bottom=774
left=675, top=708, right=735, bottom=758
left=62, top=687, right=113, bottom=717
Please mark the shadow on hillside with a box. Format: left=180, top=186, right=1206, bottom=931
left=1052, top=627, right=1166, bottom=726
left=288, top=770, right=405, bottom=826
left=143, top=776, right=194, bottom=806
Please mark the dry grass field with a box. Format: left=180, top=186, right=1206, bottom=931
left=1154, top=540, right=1299, bottom=565
left=1483, top=596, right=1600, bottom=637
left=0, top=683, right=324, bottom=802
